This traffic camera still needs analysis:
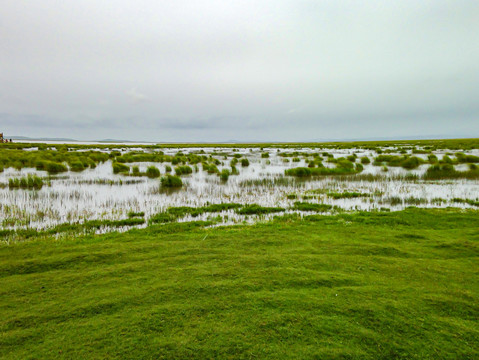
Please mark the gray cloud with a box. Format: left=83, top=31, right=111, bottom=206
left=126, top=88, right=149, bottom=103
left=1, top=1, right=478, bottom=141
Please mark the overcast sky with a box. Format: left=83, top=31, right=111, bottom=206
left=1, top=1, right=478, bottom=142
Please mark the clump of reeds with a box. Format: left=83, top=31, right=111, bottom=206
left=239, top=176, right=298, bottom=187
left=455, top=152, right=479, bottom=163
left=35, top=161, right=68, bottom=174
left=69, top=160, right=86, bottom=172
left=285, top=161, right=361, bottom=177
left=149, top=203, right=242, bottom=224
left=428, top=154, right=438, bottom=164
left=112, top=162, right=130, bottom=174
left=373, top=155, right=424, bottom=169
left=401, top=156, right=423, bottom=169
left=423, top=164, right=479, bottom=180
left=175, top=165, right=193, bottom=176
left=327, top=191, right=369, bottom=199
left=220, top=169, right=230, bottom=182
left=451, top=198, right=479, bottom=207
left=360, top=156, right=370, bottom=164
left=203, top=163, right=219, bottom=174
left=8, top=175, right=44, bottom=190
left=132, top=166, right=140, bottom=176
left=146, top=166, right=160, bottom=178
left=160, top=175, right=183, bottom=188
left=292, top=202, right=334, bottom=212
left=236, top=204, right=284, bottom=215
left=241, top=158, right=250, bottom=167
left=127, top=211, right=145, bottom=218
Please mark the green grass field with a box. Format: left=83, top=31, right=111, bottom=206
left=1, top=209, right=478, bottom=359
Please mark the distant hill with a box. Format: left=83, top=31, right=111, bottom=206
left=9, top=136, right=137, bottom=143
left=10, top=135, right=78, bottom=142
left=96, top=139, right=135, bottom=143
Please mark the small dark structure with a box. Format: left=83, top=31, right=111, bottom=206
left=0, top=133, right=12, bottom=143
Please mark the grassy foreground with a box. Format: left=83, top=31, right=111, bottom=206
left=1, top=209, right=478, bottom=359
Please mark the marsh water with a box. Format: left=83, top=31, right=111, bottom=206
left=1, top=144, right=478, bottom=232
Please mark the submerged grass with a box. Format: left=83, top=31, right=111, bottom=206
left=285, top=162, right=362, bottom=177
left=423, top=164, right=479, bottom=180
left=127, top=211, right=145, bottom=218
left=327, top=191, right=370, bottom=199
left=149, top=203, right=243, bottom=224
left=0, top=218, right=146, bottom=242
left=451, top=198, right=479, bottom=207
left=236, top=204, right=285, bottom=215
left=239, top=176, right=299, bottom=187
left=0, top=209, right=477, bottom=358
left=8, top=175, right=44, bottom=190
left=292, top=202, right=336, bottom=212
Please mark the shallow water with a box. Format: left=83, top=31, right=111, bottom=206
left=0, top=146, right=478, bottom=231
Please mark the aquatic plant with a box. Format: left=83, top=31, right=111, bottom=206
left=127, top=211, right=145, bottom=218
left=423, top=164, right=479, bottom=180
left=220, top=169, right=230, bottom=182
left=46, top=161, right=68, bottom=174
left=146, top=166, right=160, bottom=178
left=148, top=212, right=178, bottom=224
left=285, top=163, right=361, bottom=177
left=116, top=152, right=166, bottom=163
left=360, top=156, right=370, bottom=164
left=440, top=155, right=454, bottom=164
left=373, top=155, right=404, bottom=167
left=455, top=152, right=479, bottom=163
left=292, top=202, right=334, bottom=212
left=239, top=177, right=298, bottom=187
left=149, top=203, right=243, bottom=224
left=285, top=167, right=312, bottom=177
left=8, top=175, right=44, bottom=190
left=160, top=175, right=183, bottom=188
left=428, top=154, right=438, bottom=164
left=112, top=162, right=130, bottom=174
left=175, top=165, right=193, bottom=176
left=401, top=156, right=423, bottom=169
left=236, top=205, right=285, bottom=215
left=451, top=198, right=479, bottom=207
left=327, top=192, right=369, bottom=199
left=203, top=164, right=219, bottom=174
left=69, top=160, right=86, bottom=172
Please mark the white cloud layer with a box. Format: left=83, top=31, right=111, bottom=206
left=1, top=1, right=478, bottom=141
